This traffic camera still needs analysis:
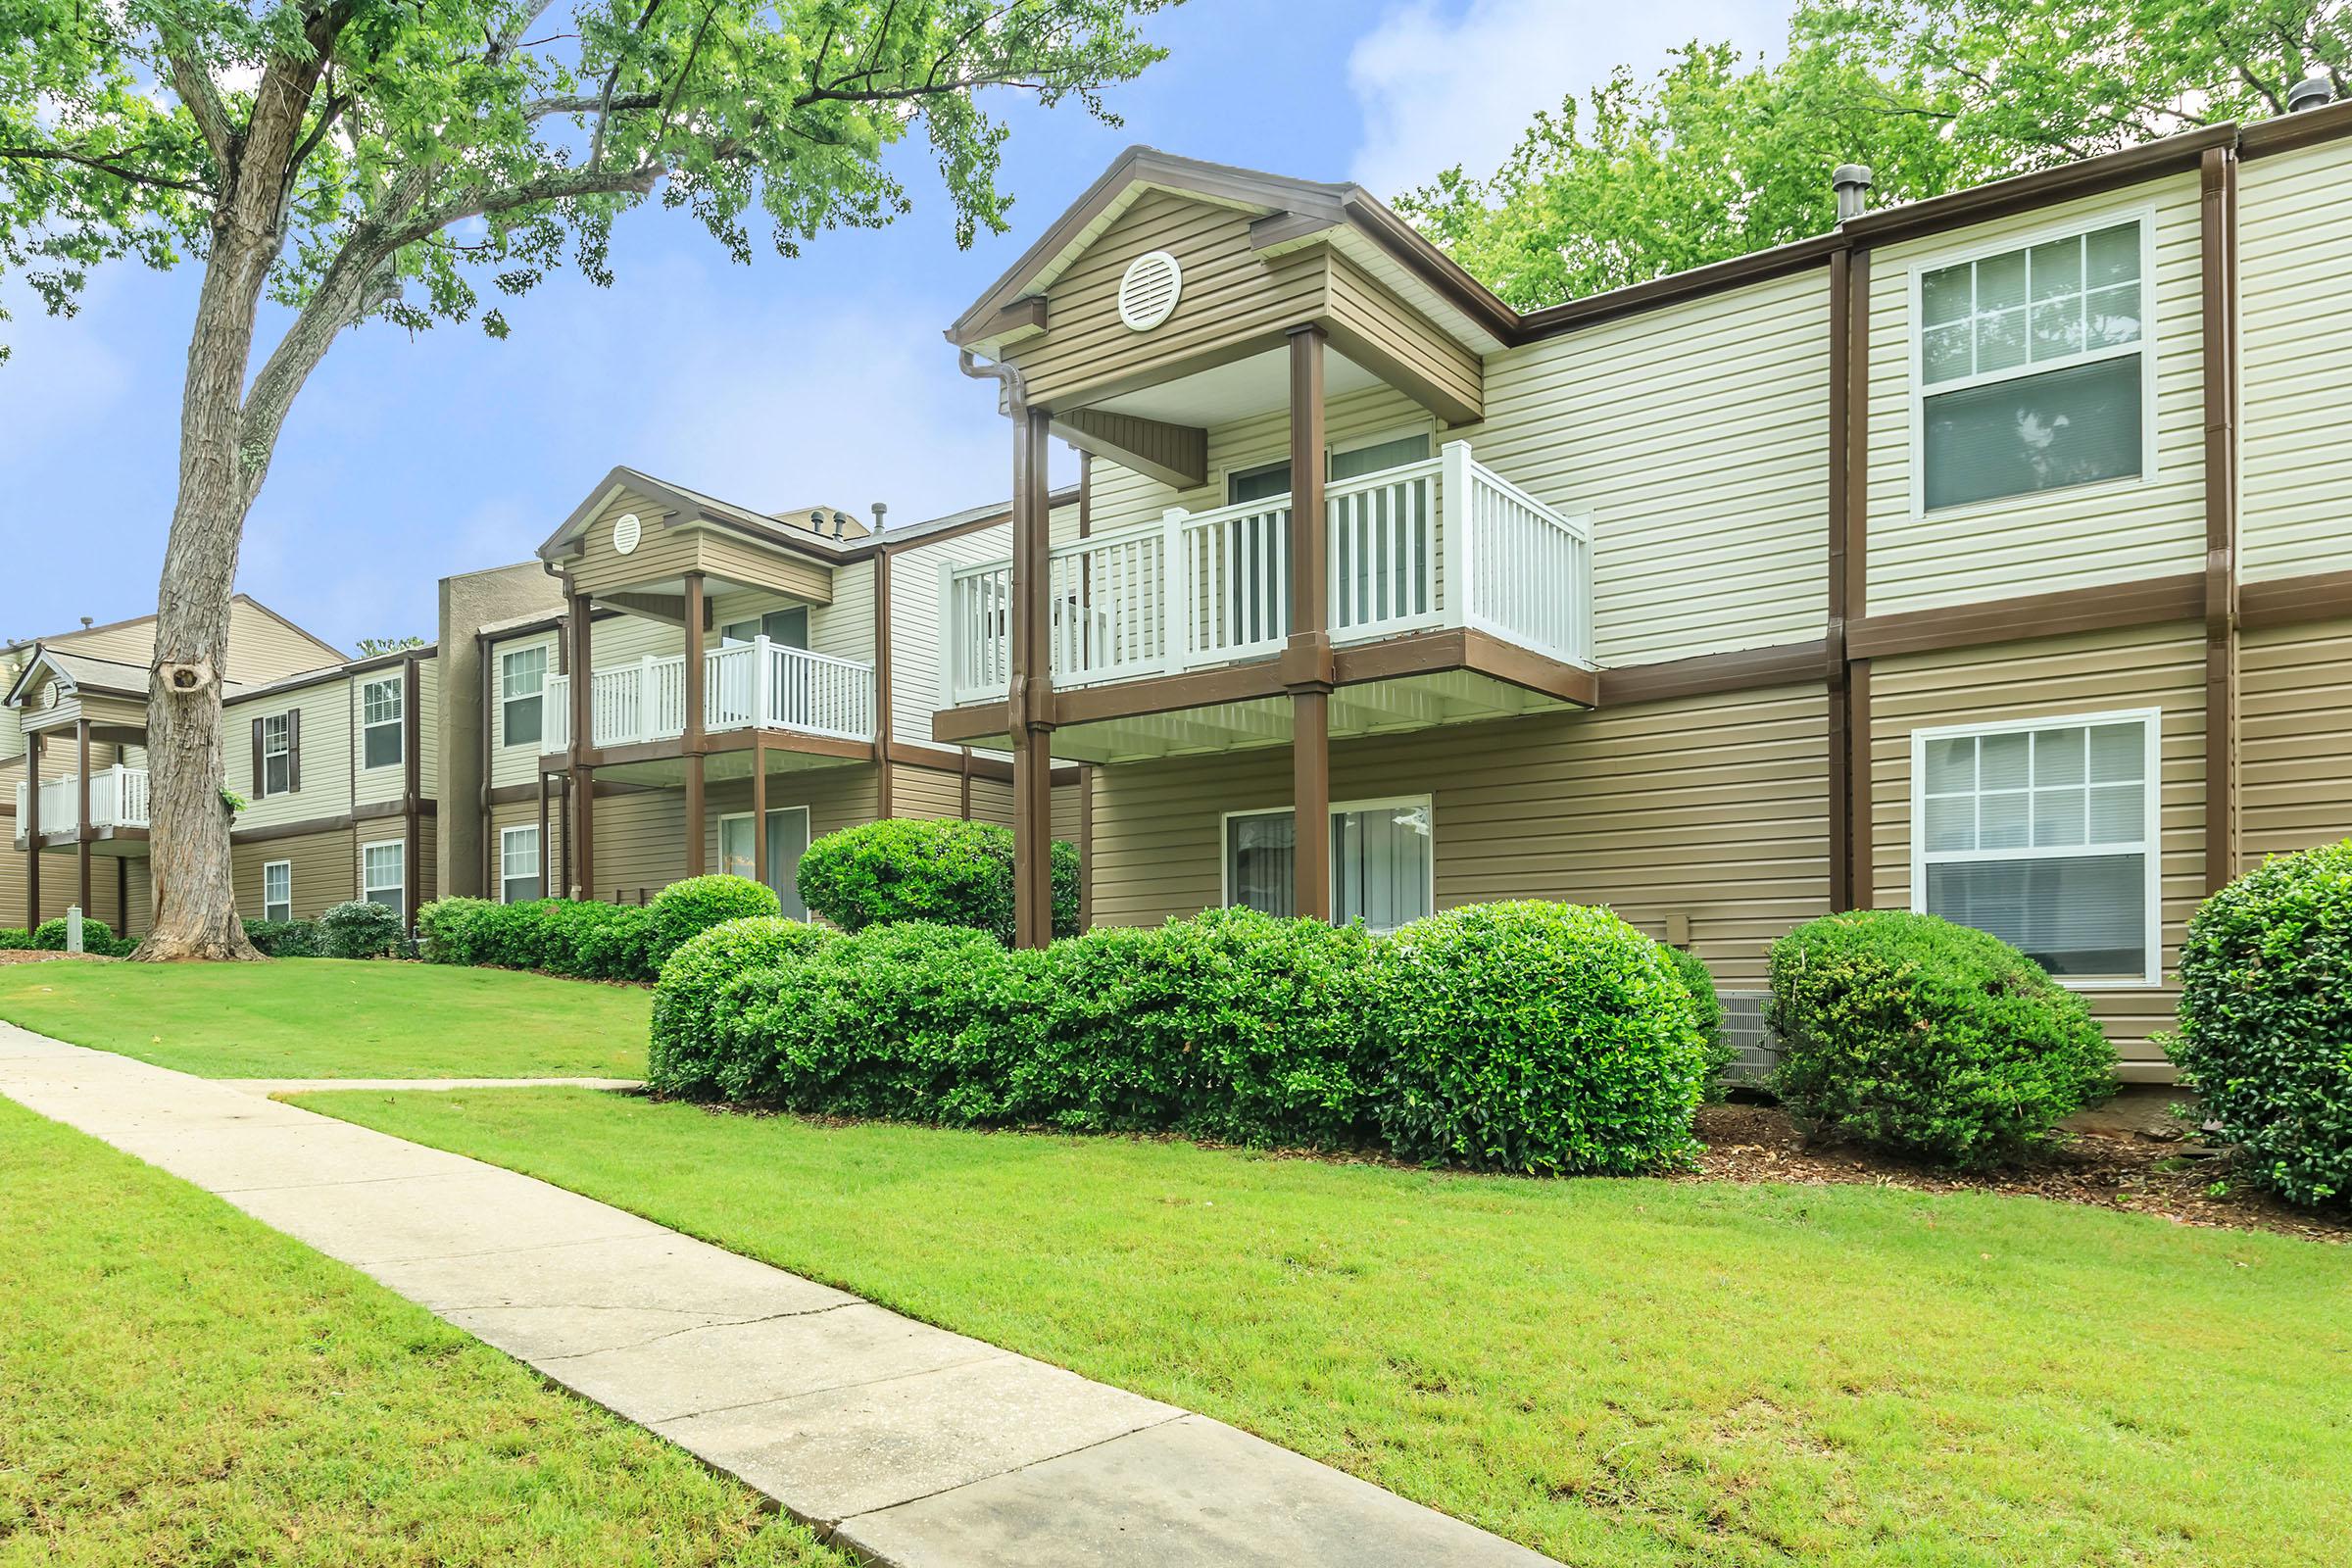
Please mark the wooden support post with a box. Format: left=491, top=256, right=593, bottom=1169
left=568, top=595, right=595, bottom=898
left=1285, top=324, right=1333, bottom=922
left=2201, top=145, right=2241, bottom=892
left=536, top=769, right=551, bottom=898
left=402, top=657, right=422, bottom=926
left=75, top=718, right=92, bottom=917
left=873, top=545, right=895, bottom=816
left=683, top=571, right=707, bottom=879
left=1010, top=402, right=1055, bottom=948
left=752, top=735, right=769, bottom=890
left=25, top=729, right=40, bottom=924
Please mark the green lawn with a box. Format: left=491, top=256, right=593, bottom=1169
left=303, top=1087, right=2352, bottom=1568
left=0, top=1097, right=845, bottom=1567
left=0, top=958, right=650, bottom=1078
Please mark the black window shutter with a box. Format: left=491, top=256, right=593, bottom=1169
left=287, top=709, right=301, bottom=792
left=251, top=717, right=264, bottom=795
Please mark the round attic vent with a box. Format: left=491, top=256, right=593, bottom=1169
left=1117, top=250, right=1182, bottom=331
left=612, top=512, right=642, bottom=556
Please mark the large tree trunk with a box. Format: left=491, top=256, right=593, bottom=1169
left=133, top=230, right=279, bottom=962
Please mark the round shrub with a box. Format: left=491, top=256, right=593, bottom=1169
left=648, top=916, right=839, bottom=1097
left=1011, top=906, right=1383, bottom=1147
left=2166, top=841, right=2352, bottom=1207
left=32, top=915, right=114, bottom=953
left=1374, top=902, right=1710, bottom=1175
left=1767, top=910, right=2117, bottom=1169
left=1660, top=945, right=1734, bottom=1100
left=243, top=918, right=322, bottom=957
left=795, top=819, right=1079, bottom=945
left=645, top=875, right=781, bottom=965
left=715, top=922, right=1015, bottom=1119
left=319, top=900, right=405, bottom=959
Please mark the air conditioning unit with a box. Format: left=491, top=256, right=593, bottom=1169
left=1717, top=990, right=1780, bottom=1088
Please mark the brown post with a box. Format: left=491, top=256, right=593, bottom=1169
left=683, top=570, right=707, bottom=879
left=1009, top=403, right=1055, bottom=947
left=75, top=718, right=92, bottom=916
left=536, top=769, right=551, bottom=898
left=402, top=656, right=422, bottom=925
left=24, top=728, right=40, bottom=924
left=568, top=595, right=595, bottom=898
left=872, top=545, right=895, bottom=816
left=1284, top=324, right=1333, bottom=922
left=2201, top=145, right=2241, bottom=892
left=752, top=734, right=769, bottom=890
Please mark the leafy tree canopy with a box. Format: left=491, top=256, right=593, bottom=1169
left=1400, top=0, right=2352, bottom=311
left=354, top=634, right=425, bottom=655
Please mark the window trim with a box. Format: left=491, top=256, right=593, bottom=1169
left=1907, top=707, right=2164, bottom=989
left=1219, top=793, right=1437, bottom=933
left=260, top=711, right=293, bottom=797
left=499, top=824, right=543, bottom=905
left=361, top=840, right=406, bottom=913
left=262, top=858, right=292, bottom=923
left=1905, top=205, right=2161, bottom=520
left=498, top=644, right=548, bottom=751
left=360, top=675, right=404, bottom=771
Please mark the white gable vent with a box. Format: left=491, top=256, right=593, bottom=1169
left=612, top=512, right=642, bottom=556
left=1117, top=250, right=1182, bottom=332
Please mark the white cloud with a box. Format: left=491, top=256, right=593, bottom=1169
left=1346, top=0, right=1789, bottom=198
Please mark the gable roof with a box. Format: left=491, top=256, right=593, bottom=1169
left=539, top=466, right=875, bottom=565
left=3, top=647, right=155, bottom=709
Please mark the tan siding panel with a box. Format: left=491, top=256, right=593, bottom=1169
left=590, top=790, right=689, bottom=903
left=1324, top=254, right=1483, bottom=417
left=891, top=763, right=967, bottom=820
left=222, top=600, right=344, bottom=682
left=2240, top=617, right=2352, bottom=858
left=234, top=827, right=358, bottom=921
left=2239, top=140, right=2352, bottom=581
left=228, top=677, right=355, bottom=831
left=489, top=631, right=561, bottom=790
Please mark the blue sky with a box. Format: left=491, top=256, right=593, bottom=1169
left=0, top=0, right=1783, bottom=651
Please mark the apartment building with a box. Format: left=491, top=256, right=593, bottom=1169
left=3, top=597, right=353, bottom=934
left=934, top=105, right=2352, bottom=1081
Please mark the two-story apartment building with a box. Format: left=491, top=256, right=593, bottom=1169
left=933, top=103, right=2352, bottom=1080
left=3, top=597, right=353, bottom=937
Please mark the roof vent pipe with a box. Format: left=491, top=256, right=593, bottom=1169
left=1832, top=164, right=1873, bottom=223
left=2288, top=75, right=2334, bottom=112
left=870, top=501, right=888, bottom=533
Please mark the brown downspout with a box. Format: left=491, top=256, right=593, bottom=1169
left=477, top=630, right=495, bottom=896
left=1282, top=324, right=1334, bottom=923
left=753, top=734, right=769, bottom=889
left=402, top=654, right=422, bottom=924
left=116, top=856, right=128, bottom=939
left=25, top=728, right=40, bottom=923
left=959, top=748, right=972, bottom=819
left=683, top=571, right=708, bottom=878
left=872, top=537, right=895, bottom=817
left=536, top=768, right=550, bottom=899
left=1827, top=167, right=1874, bottom=913
left=2201, top=144, right=2241, bottom=892
left=75, top=718, right=92, bottom=917
left=1077, top=451, right=1094, bottom=929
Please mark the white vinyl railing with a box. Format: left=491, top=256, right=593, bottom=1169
left=539, top=640, right=875, bottom=751
left=12, top=765, right=150, bottom=835
left=942, top=441, right=1592, bottom=705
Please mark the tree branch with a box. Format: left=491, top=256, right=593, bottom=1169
left=156, top=28, right=236, bottom=172
left=0, top=144, right=213, bottom=195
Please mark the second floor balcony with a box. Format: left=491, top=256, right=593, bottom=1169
left=13, top=764, right=150, bottom=843
left=544, top=639, right=876, bottom=753
left=941, top=442, right=1591, bottom=707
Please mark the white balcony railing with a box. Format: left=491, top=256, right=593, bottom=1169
left=942, top=441, right=1592, bottom=707
left=539, top=638, right=875, bottom=752
left=12, top=765, right=150, bottom=836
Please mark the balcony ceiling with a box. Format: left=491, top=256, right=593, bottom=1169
left=1087, top=344, right=1385, bottom=427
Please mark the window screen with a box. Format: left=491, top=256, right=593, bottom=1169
left=1225, top=799, right=1433, bottom=933
left=262, top=860, right=291, bottom=923
left=362, top=677, right=404, bottom=770
left=501, top=827, right=542, bottom=904
left=501, top=646, right=546, bottom=748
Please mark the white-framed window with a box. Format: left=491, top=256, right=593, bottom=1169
left=261, top=712, right=293, bottom=796
left=500, top=645, right=546, bottom=748
left=1221, top=426, right=1436, bottom=507
left=262, top=860, right=292, bottom=923
left=1910, top=709, right=2162, bottom=986
left=718, top=806, right=811, bottom=919
left=500, top=825, right=542, bottom=904
left=1221, top=794, right=1434, bottom=933
left=362, top=841, right=406, bottom=913
left=1910, top=211, right=2154, bottom=514
left=361, top=675, right=404, bottom=770
left=720, top=607, right=809, bottom=650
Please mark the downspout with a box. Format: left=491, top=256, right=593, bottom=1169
left=476, top=629, right=494, bottom=896
left=956, top=344, right=1028, bottom=834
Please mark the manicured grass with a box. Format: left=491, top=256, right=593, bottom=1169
left=0, top=958, right=649, bottom=1078
left=304, top=1088, right=2352, bottom=1568
left=0, top=1097, right=844, bottom=1567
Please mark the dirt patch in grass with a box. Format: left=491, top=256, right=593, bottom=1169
left=1690, top=1100, right=2350, bottom=1244
left=0, top=950, right=117, bottom=965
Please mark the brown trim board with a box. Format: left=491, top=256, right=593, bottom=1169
left=2239, top=568, right=2352, bottom=630
left=1847, top=575, right=2207, bottom=661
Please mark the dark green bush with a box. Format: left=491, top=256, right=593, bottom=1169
left=319, top=900, right=406, bottom=959
left=1767, top=910, right=2117, bottom=1169
left=416, top=896, right=655, bottom=981
left=1374, top=902, right=1710, bottom=1174
left=1661, top=945, right=1735, bottom=1100
left=715, top=922, right=1016, bottom=1118
left=646, top=875, right=781, bottom=966
left=416, top=898, right=495, bottom=964
left=796, top=819, right=1079, bottom=945
left=32, top=915, right=116, bottom=954
left=648, top=916, right=839, bottom=1097
left=243, top=918, right=322, bottom=957
left=0, top=927, right=29, bottom=951
left=1009, top=907, right=1383, bottom=1147
left=2165, top=841, right=2352, bottom=1207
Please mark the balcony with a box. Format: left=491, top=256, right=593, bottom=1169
left=942, top=442, right=1591, bottom=708
left=544, top=639, right=876, bottom=753
left=13, top=765, right=150, bottom=842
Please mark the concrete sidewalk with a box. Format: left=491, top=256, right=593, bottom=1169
left=0, top=1025, right=1554, bottom=1567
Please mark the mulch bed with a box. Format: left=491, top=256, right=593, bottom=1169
left=1690, top=1101, right=2350, bottom=1245
left=0, top=950, right=118, bottom=966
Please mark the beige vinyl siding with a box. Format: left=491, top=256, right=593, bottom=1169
left=588, top=789, right=689, bottom=903
left=1324, top=252, right=1483, bottom=418
left=1865, top=621, right=2204, bottom=1079
left=416, top=658, right=440, bottom=804
left=47, top=618, right=157, bottom=666
left=1052, top=776, right=1082, bottom=851
left=700, top=765, right=879, bottom=868
left=491, top=796, right=563, bottom=901
left=966, top=775, right=1015, bottom=827
left=890, top=762, right=968, bottom=820
left=590, top=610, right=683, bottom=668
left=489, top=631, right=560, bottom=789
left=1865, top=174, right=2206, bottom=613
left=122, top=858, right=152, bottom=938
left=2240, top=617, right=2352, bottom=859
left=807, top=559, right=874, bottom=665
left=352, top=669, right=408, bottom=810
left=2238, top=140, right=2352, bottom=581
left=1081, top=456, right=1169, bottom=543
left=356, top=827, right=412, bottom=909
left=1476, top=268, right=1832, bottom=664
left=0, top=844, right=142, bottom=932
left=567, top=488, right=835, bottom=603
left=888, top=521, right=1016, bottom=743
left=1017, top=189, right=1330, bottom=409
left=1089, top=685, right=1830, bottom=985
left=234, top=827, right=357, bottom=921
left=228, top=676, right=354, bottom=831
left=222, top=599, right=345, bottom=682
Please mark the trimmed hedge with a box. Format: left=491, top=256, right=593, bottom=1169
left=243, top=918, right=322, bottom=957
left=1767, top=910, right=2117, bottom=1169
left=652, top=900, right=1714, bottom=1173
left=795, top=819, right=1079, bottom=945
left=2165, top=840, right=2352, bottom=1207
left=646, top=876, right=781, bottom=966
left=30, top=915, right=128, bottom=956
left=416, top=875, right=777, bottom=985
left=320, top=900, right=406, bottom=959
left=1377, top=903, right=1710, bottom=1174
left=0, top=927, right=29, bottom=951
